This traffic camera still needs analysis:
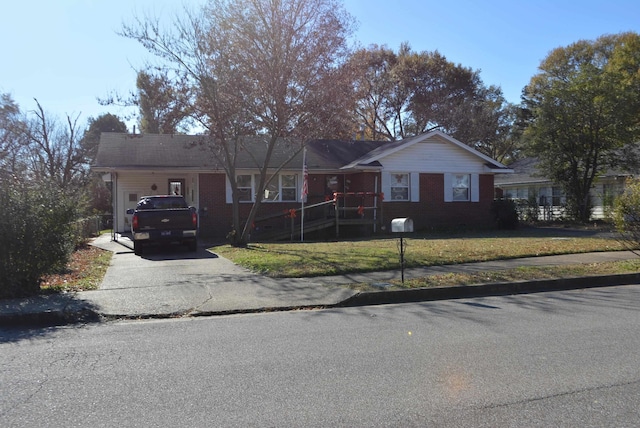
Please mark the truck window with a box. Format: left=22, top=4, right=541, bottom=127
left=137, top=197, right=188, bottom=210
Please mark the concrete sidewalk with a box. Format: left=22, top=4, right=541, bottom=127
left=2, top=233, right=639, bottom=327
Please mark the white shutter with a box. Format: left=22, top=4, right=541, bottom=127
left=444, top=173, right=453, bottom=202
left=471, top=174, right=480, bottom=202
left=381, top=172, right=391, bottom=201
left=225, top=175, right=233, bottom=204
left=410, top=172, right=420, bottom=202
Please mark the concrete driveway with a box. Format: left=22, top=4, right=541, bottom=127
left=3, top=233, right=640, bottom=326
left=82, top=234, right=357, bottom=318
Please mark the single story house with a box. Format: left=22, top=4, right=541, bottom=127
left=494, top=157, right=631, bottom=220
left=93, top=130, right=513, bottom=240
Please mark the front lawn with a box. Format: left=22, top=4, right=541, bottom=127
left=30, top=227, right=637, bottom=295
left=211, top=229, right=628, bottom=278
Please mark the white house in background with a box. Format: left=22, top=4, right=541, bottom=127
left=494, top=157, right=631, bottom=220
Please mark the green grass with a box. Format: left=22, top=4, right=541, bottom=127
left=366, top=259, right=640, bottom=291
left=211, top=229, right=628, bottom=278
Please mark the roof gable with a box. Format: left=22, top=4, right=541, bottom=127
left=342, top=130, right=510, bottom=171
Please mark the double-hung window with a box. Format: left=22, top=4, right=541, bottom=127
left=237, top=175, right=253, bottom=202
left=280, top=174, right=297, bottom=201
left=444, top=173, right=479, bottom=202
left=260, top=174, right=297, bottom=202
left=452, top=174, right=470, bottom=201
left=232, top=173, right=298, bottom=203
left=390, top=173, right=410, bottom=201
left=382, top=172, right=419, bottom=202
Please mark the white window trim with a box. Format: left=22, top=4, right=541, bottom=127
left=444, top=173, right=479, bottom=203
left=382, top=172, right=420, bottom=202
left=226, top=172, right=301, bottom=203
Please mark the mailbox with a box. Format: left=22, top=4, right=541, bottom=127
left=391, top=218, right=413, bottom=233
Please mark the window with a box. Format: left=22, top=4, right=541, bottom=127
left=281, top=174, right=297, bottom=201
left=260, top=174, right=279, bottom=201
left=552, top=186, right=563, bottom=206
left=516, top=187, right=527, bottom=199
left=168, top=179, right=185, bottom=196
left=452, top=174, right=470, bottom=201
left=237, top=175, right=252, bottom=202
left=390, top=173, right=409, bottom=201
left=234, top=173, right=299, bottom=203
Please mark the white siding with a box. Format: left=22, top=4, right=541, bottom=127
left=380, top=138, right=487, bottom=204
left=380, top=138, right=487, bottom=173
left=114, top=171, right=199, bottom=233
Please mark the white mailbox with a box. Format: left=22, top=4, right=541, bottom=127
left=391, top=218, right=414, bottom=233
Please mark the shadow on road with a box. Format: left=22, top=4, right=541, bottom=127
left=0, top=294, right=101, bottom=344
left=135, top=245, right=220, bottom=261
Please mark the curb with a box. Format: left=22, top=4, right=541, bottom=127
left=337, top=273, right=640, bottom=307
left=0, top=306, right=101, bottom=328
left=2, top=273, right=640, bottom=328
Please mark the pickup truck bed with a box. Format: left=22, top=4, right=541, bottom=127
left=127, top=196, right=198, bottom=255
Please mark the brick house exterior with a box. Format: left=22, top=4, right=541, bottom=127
left=93, top=131, right=512, bottom=240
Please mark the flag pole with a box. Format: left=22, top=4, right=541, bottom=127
left=301, top=147, right=308, bottom=242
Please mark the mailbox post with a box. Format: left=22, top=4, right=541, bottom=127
left=391, top=218, right=413, bottom=284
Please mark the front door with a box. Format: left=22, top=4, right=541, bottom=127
left=122, top=192, right=140, bottom=233
left=169, top=179, right=185, bottom=196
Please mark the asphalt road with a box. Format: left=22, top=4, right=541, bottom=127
left=2, top=284, right=640, bottom=427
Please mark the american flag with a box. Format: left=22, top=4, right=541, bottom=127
left=301, top=158, right=308, bottom=199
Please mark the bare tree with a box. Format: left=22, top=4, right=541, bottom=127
left=22, top=100, right=89, bottom=192
left=121, top=0, right=355, bottom=244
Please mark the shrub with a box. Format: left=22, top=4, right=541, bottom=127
left=491, top=198, right=519, bottom=229
left=613, top=178, right=640, bottom=253
left=0, top=181, right=78, bottom=298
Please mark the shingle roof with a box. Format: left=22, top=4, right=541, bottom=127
left=301, top=139, right=385, bottom=170
left=93, top=133, right=387, bottom=172
left=93, top=131, right=511, bottom=173
left=94, top=133, right=222, bottom=170
left=493, top=157, right=547, bottom=186
left=494, top=155, right=638, bottom=186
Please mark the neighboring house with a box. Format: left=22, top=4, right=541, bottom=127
left=494, top=157, right=630, bottom=220
left=93, top=130, right=513, bottom=240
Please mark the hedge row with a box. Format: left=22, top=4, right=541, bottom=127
left=0, top=182, right=78, bottom=298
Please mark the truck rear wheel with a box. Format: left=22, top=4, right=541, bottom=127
left=188, top=239, right=198, bottom=252
left=133, top=241, right=143, bottom=255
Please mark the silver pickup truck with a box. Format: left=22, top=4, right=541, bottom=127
left=126, top=195, right=198, bottom=255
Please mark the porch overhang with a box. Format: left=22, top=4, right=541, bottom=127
left=339, top=161, right=383, bottom=172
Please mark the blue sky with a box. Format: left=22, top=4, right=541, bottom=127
left=2, top=0, right=638, bottom=130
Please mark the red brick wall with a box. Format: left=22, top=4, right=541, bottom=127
left=198, top=173, right=230, bottom=239
left=382, top=174, right=495, bottom=231
left=198, top=172, right=496, bottom=240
